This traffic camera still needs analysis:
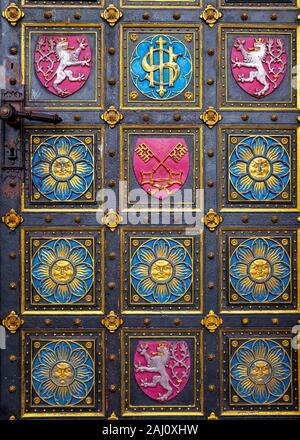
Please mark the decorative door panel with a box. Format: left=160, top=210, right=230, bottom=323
left=0, top=0, right=299, bottom=422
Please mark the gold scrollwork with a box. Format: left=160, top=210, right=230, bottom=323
left=200, top=5, right=222, bottom=28
left=102, top=209, right=123, bottom=231
left=203, top=208, right=223, bottom=231
left=108, top=411, right=119, bottom=420
left=208, top=411, right=219, bottom=420
left=1, top=208, right=24, bottom=231
left=2, top=311, right=24, bottom=334
left=101, top=106, right=123, bottom=128
left=2, top=2, right=24, bottom=27
left=201, top=310, right=222, bottom=333
left=200, top=107, right=222, bottom=128
left=101, top=4, right=123, bottom=27
left=101, top=311, right=123, bottom=333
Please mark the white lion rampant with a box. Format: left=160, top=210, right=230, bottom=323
left=134, top=342, right=190, bottom=401
left=231, top=38, right=286, bottom=97
left=35, top=37, right=91, bottom=96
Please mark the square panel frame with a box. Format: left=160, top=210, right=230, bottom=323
left=21, top=227, right=105, bottom=315
left=121, top=329, right=204, bottom=417
left=220, top=329, right=300, bottom=416
left=21, top=329, right=105, bottom=418
left=22, top=23, right=104, bottom=110
left=218, top=25, right=299, bottom=111
left=219, top=228, right=300, bottom=314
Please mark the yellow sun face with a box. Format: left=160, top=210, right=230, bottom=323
left=249, top=258, right=271, bottom=282
left=151, top=260, right=173, bottom=282
left=249, top=157, right=271, bottom=180
left=51, top=362, right=74, bottom=386
left=249, top=360, right=272, bottom=384
left=51, top=260, right=74, bottom=283
left=52, top=157, right=74, bottom=180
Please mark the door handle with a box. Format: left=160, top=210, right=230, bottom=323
left=0, top=103, right=62, bottom=125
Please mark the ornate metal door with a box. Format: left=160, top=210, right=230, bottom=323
left=0, top=0, right=299, bottom=421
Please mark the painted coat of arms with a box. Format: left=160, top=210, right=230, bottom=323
left=34, top=36, right=92, bottom=97
left=133, top=138, right=190, bottom=200
left=134, top=341, right=191, bottom=402
left=231, top=37, right=287, bottom=98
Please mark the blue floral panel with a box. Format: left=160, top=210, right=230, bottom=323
left=229, top=135, right=290, bottom=202
left=32, top=340, right=94, bottom=407
left=131, top=238, right=193, bottom=304
left=229, top=237, right=291, bottom=303
left=230, top=339, right=291, bottom=405
left=130, top=35, right=193, bottom=101
left=31, top=135, right=94, bottom=202
left=31, top=238, right=94, bottom=304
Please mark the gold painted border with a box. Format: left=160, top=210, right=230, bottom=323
left=21, top=227, right=105, bottom=315
left=219, top=228, right=300, bottom=314
left=119, top=125, right=203, bottom=213
left=220, top=329, right=300, bottom=416
left=120, top=227, right=203, bottom=314
left=218, top=25, right=298, bottom=111
left=21, top=125, right=104, bottom=212
left=21, top=24, right=104, bottom=110
left=218, top=126, right=300, bottom=212
left=120, top=24, right=202, bottom=110
left=218, top=0, right=297, bottom=9
left=121, top=0, right=201, bottom=7
left=121, top=329, right=204, bottom=416
left=21, top=329, right=105, bottom=418
left=22, top=0, right=104, bottom=6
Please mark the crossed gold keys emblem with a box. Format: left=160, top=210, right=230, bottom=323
left=141, top=36, right=181, bottom=98
left=135, top=141, right=188, bottom=193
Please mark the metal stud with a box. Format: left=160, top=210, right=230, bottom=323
left=108, top=282, right=116, bottom=289
left=271, top=215, right=278, bottom=223
left=109, top=252, right=117, bottom=260
left=207, top=48, right=214, bottom=56
left=173, top=13, right=181, bottom=20
left=74, top=318, right=81, bottom=326
left=241, top=13, right=248, bottom=20
left=242, top=318, right=249, bottom=326
left=10, top=47, right=18, bottom=55
left=208, top=281, right=215, bottom=289
left=108, top=47, right=116, bottom=55
left=241, top=114, right=249, bottom=121
left=8, top=385, right=16, bottom=393
left=207, top=179, right=214, bottom=187
left=44, top=319, right=52, bottom=326
left=144, top=318, right=151, bottom=326
left=207, top=149, right=214, bottom=157
left=44, top=11, right=52, bottom=19
left=208, top=252, right=215, bottom=260
left=74, top=216, right=81, bottom=224
left=44, top=215, right=52, bottom=223
left=143, top=114, right=150, bottom=122
left=109, top=384, right=118, bottom=392
left=241, top=215, right=248, bottom=223
left=173, top=113, right=181, bottom=121
left=173, top=318, right=181, bottom=326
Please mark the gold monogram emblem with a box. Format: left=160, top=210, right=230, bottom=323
left=142, top=36, right=181, bottom=98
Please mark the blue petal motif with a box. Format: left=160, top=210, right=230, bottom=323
left=229, top=135, right=290, bottom=202
left=31, top=135, right=94, bottom=202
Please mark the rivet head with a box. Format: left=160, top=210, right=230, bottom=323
left=207, top=149, right=214, bottom=157
left=241, top=13, right=248, bottom=20
left=208, top=281, right=215, bottom=289
left=108, top=282, right=116, bottom=289
left=208, top=353, right=215, bottom=361
left=44, top=11, right=52, bottom=19
left=74, top=12, right=81, bottom=19
left=143, top=12, right=150, bottom=19
left=173, top=318, right=181, bottom=326
left=74, top=318, right=81, bottom=326
left=108, top=179, right=116, bottom=188
left=44, top=319, right=52, bottom=326
left=173, top=13, right=181, bottom=20
left=9, top=355, right=17, bottom=362
left=109, top=354, right=116, bottom=361
left=173, top=113, right=181, bottom=121
left=208, top=252, right=215, bottom=260
left=207, top=78, right=214, bottom=85
left=109, top=384, right=118, bottom=392
left=241, top=215, right=249, bottom=223
left=242, top=318, right=249, bottom=325
left=143, top=114, right=150, bottom=122
left=9, top=282, right=17, bottom=290
left=272, top=318, right=279, bottom=325
left=109, top=151, right=116, bottom=157
left=297, top=216, right=300, bottom=222
left=108, top=77, right=116, bottom=85
left=207, top=179, right=214, bottom=187
left=207, top=48, right=214, bottom=56
left=9, top=78, right=16, bottom=85
left=144, top=318, right=151, bottom=326
left=44, top=215, right=52, bottom=223
left=271, top=215, right=279, bottom=223
left=10, top=47, right=18, bottom=55
left=74, top=216, right=81, bottom=224
left=109, top=252, right=117, bottom=260
left=8, top=385, right=16, bottom=393
left=271, top=114, right=278, bottom=121
left=9, top=180, right=16, bottom=188
left=270, top=13, right=277, bottom=20
left=74, top=114, right=81, bottom=121
left=241, top=113, right=249, bottom=121
left=108, top=47, right=115, bottom=55
left=9, top=252, right=16, bottom=259
left=208, top=384, right=215, bottom=392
